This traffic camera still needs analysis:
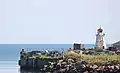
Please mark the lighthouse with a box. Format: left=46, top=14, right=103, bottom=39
left=95, top=27, right=106, bottom=49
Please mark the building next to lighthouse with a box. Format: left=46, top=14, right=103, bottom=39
left=95, top=27, right=106, bottom=49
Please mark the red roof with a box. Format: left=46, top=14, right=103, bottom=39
left=117, top=50, right=120, bottom=52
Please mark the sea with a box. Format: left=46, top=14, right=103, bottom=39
left=0, top=44, right=95, bottom=73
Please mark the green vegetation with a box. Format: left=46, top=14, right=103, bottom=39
left=39, top=55, right=51, bottom=59
left=28, top=55, right=51, bottom=59
left=65, top=51, right=120, bottom=66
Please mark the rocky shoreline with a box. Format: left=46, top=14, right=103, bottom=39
left=20, top=59, right=120, bottom=73
left=19, top=59, right=120, bottom=73
left=19, top=49, right=120, bottom=73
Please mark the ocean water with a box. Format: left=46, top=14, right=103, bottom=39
left=0, top=44, right=95, bottom=73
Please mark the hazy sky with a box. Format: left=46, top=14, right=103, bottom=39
left=0, top=0, right=119, bottom=44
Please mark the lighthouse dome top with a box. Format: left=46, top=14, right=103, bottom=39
left=97, top=27, right=103, bottom=33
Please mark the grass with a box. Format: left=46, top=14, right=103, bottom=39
left=39, top=55, right=51, bottom=59
left=28, top=55, right=51, bottom=59
left=65, top=51, right=120, bottom=65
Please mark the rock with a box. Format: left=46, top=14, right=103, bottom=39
left=81, top=60, right=88, bottom=65
left=68, top=59, right=74, bottom=63
left=58, top=60, right=63, bottom=63
left=84, top=71, right=89, bottom=73
left=61, top=62, right=67, bottom=65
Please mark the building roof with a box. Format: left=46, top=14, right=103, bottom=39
left=113, top=41, right=120, bottom=45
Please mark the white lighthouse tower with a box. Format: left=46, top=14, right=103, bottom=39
left=95, top=27, right=106, bottom=49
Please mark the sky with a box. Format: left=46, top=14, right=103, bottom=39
left=0, top=0, right=119, bottom=44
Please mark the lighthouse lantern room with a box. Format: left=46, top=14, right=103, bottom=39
left=95, top=27, right=106, bottom=49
